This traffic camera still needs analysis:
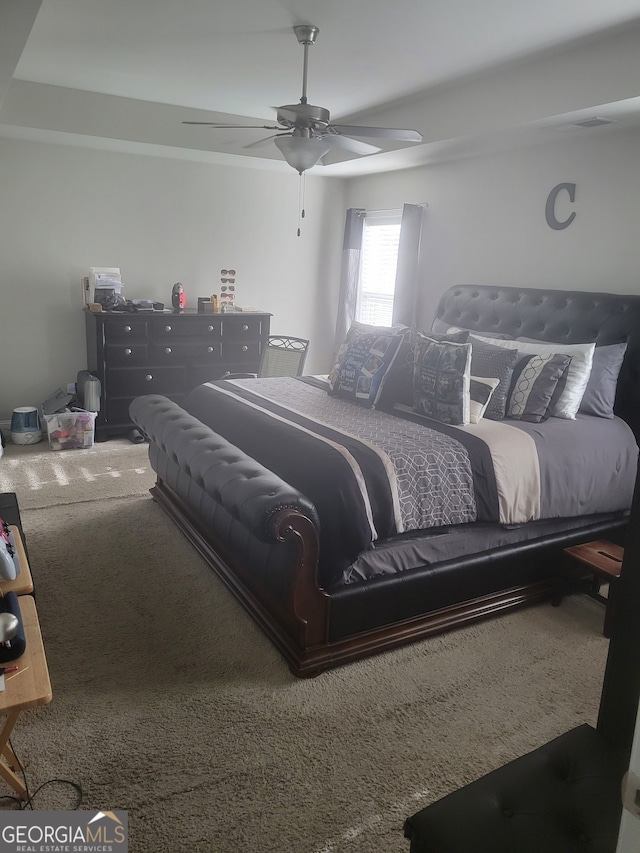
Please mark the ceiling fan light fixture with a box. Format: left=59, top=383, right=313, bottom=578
left=274, top=135, right=331, bottom=174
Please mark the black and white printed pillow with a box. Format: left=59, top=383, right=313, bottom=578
left=328, top=321, right=409, bottom=387
left=507, top=353, right=572, bottom=423
left=377, top=329, right=469, bottom=410
left=413, top=335, right=472, bottom=425
left=328, top=331, right=404, bottom=407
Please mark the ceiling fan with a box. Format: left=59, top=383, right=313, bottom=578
left=183, top=25, right=423, bottom=173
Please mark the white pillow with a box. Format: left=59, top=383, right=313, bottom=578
left=470, top=335, right=595, bottom=419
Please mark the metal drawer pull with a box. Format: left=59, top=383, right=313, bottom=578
left=164, top=347, right=172, bottom=354
left=164, top=325, right=172, bottom=332
left=242, top=345, right=248, bottom=352
left=242, top=324, right=249, bottom=331
left=124, top=325, right=132, bottom=333
left=124, top=348, right=132, bottom=356
left=207, top=325, right=214, bottom=332
left=145, top=374, right=153, bottom=381
left=207, top=346, right=215, bottom=353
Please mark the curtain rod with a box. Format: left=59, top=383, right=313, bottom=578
left=366, top=203, right=428, bottom=214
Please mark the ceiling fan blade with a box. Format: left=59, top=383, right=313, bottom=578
left=182, top=122, right=282, bottom=130
left=243, top=133, right=292, bottom=149
left=322, top=135, right=381, bottom=155
left=330, top=125, right=423, bottom=142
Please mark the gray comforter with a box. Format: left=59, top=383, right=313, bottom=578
left=183, top=376, right=638, bottom=585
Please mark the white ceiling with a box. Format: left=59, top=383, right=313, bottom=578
left=2, top=0, right=640, bottom=176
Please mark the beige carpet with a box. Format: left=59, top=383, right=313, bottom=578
left=0, top=439, right=156, bottom=509
left=0, top=439, right=610, bottom=852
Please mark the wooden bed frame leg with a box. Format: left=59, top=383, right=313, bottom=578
left=267, top=508, right=330, bottom=650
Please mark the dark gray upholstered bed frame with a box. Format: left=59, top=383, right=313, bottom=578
left=130, top=285, right=640, bottom=676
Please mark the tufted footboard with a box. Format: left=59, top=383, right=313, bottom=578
left=130, top=395, right=331, bottom=672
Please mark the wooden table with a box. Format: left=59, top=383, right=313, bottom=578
left=0, top=595, right=52, bottom=799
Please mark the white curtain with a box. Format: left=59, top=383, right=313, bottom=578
left=392, top=203, right=427, bottom=327
left=333, top=207, right=365, bottom=352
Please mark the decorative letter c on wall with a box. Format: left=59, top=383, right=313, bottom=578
left=545, top=183, right=576, bottom=230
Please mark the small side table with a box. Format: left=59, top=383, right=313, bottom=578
left=564, top=540, right=624, bottom=638
left=0, top=595, right=52, bottom=799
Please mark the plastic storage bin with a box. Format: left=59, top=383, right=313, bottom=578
left=44, top=410, right=96, bottom=451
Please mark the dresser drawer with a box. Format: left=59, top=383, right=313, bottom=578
left=106, top=343, right=149, bottom=366
left=153, top=317, right=223, bottom=339
left=106, top=366, right=186, bottom=397
left=104, top=318, right=150, bottom=341
left=222, top=317, right=264, bottom=341
left=150, top=341, right=222, bottom=363
left=224, top=340, right=262, bottom=363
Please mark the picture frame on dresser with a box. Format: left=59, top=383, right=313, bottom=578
left=84, top=308, right=271, bottom=441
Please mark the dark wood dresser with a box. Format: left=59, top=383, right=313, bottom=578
left=85, top=308, right=271, bottom=440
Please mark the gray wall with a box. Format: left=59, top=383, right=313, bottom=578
left=1, top=124, right=639, bottom=422
left=346, top=126, right=640, bottom=329
left=0, top=136, right=346, bottom=420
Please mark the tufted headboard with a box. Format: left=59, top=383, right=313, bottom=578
left=434, top=284, right=640, bottom=442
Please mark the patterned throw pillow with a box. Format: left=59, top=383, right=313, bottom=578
left=413, top=335, right=472, bottom=425
left=468, top=337, right=521, bottom=420
left=328, top=331, right=404, bottom=407
left=507, top=353, right=572, bottom=422
left=469, top=376, right=500, bottom=424
left=328, top=321, right=408, bottom=387
left=377, top=329, right=469, bottom=410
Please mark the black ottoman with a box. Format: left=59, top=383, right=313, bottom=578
left=403, top=724, right=627, bottom=853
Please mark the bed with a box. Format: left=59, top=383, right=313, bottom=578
left=130, top=285, right=640, bottom=676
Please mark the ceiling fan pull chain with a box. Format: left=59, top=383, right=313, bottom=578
left=297, top=172, right=307, bottom=237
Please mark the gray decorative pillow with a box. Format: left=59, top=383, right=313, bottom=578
left=329, top=321, right=408, bottom=386
left=469, top=376, right=500, bottom=424
left=378, top=329, right=469, bottom=410
left=507, top=353, right=572, bottom=423
left=468, top=337, right=521, bottom=420
left=579, top=343, right=627, bottom=418
left=413, top=335, right=472, bottom=425
left=328, top=331, right=404, bottom=408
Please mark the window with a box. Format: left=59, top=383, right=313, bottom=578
left=356, top=209, right=402, bottom=326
